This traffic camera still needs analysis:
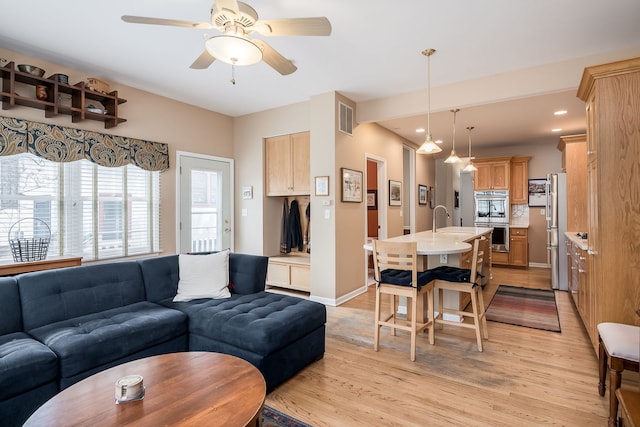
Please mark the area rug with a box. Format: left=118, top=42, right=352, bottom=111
left=485, top=285, right=561, bottom=332
left=262, top=405, right=313, bottom=427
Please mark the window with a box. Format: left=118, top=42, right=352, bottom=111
left=0, top=153, right=160, bottom=262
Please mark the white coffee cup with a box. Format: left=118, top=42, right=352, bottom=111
left=115, top=375, right=144, bottom=401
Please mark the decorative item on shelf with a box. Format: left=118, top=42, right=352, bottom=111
left=86, top=104, right=108, bottom=115
left=86, top=77, right=110, bottom=93
left=35, top=85, right=48, bottom=101
left=17, top=64, right=45, bottom=77
left=417, top=48, right=442, bottom=154
left=463, top=126, right=477, bottom=172
left=53, top=73, right=69, bottom=84
left=444, top=108, right=462, bottom=164
left=8, top=218, right=51, bottom=262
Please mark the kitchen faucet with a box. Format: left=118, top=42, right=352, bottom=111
left=433, top=205, right=450, bottom=233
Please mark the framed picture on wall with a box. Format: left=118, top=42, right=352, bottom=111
left=418, top=184, right=428, bottom=205
left=528, top=178, right=546, bottom=207
left=367, top=190, right=377, bottom=210
left=315, top=176, right=329, bottom=196
left=341, top=168, right=363, bottom=202
left=389, top=180, right=402, bottom=206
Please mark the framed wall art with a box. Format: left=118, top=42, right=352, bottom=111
left=367, top=190, right=377, bottom=210
left=389, top=180, right=402, bottom=206
left=315, top=176, right=329, bottom=196
left=341, top=168, right=363, bottom=202
left=528, top=178, right=546, bottom=207
left=418, top=184, right=428, bottom=205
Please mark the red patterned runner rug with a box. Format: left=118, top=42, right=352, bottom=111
left=485, top=285, right=561, bottom=332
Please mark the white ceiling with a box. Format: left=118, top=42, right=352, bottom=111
left=1, top=0, right=640, bottom=150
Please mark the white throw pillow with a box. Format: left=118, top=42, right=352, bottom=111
left=174, top=251, right=231, bottom=302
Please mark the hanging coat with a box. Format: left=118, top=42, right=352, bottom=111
left=280, top=198, right=289, bottom=254
left=287, top=199, right=304, bottom=252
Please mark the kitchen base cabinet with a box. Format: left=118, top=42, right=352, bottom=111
left=508, top=228, right=528, bottom=267
left=266, top=254, right=310, bottom=292
left=491, top=251, right=509, bottom=265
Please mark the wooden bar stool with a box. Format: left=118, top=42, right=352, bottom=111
left=597, top=322, right=640, bottom=427
left=372, top=240, right=435, bottom=361
left=431, top=238, right=488, bottom=351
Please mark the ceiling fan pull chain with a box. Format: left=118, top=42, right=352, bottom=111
left=230, top=61, right=236, bottom=85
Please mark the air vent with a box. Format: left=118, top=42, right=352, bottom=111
left=339, top=102, right=353, bottom=135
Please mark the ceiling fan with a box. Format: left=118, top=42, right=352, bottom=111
left=122, top=0, right=331, bottom=75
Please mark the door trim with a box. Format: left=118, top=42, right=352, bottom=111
left=175, top=150, right=235, bottom=253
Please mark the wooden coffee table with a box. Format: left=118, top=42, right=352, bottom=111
left=24, top=352, right=266, bottom=427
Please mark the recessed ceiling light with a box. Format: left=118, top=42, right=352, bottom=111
left=554, top=110, right=568, bottom=116
left=416, top=127, right=425, bottom=133
left=552, top=128, right=563, bottom=132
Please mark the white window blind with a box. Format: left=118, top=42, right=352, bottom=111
left=0, top=152, right=160, bottom=262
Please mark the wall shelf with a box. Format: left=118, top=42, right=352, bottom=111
left=1, top=61, right=126, bottom=128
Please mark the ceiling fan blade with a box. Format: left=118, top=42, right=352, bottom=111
left=252, top=17, right=332, bottom=36
left=121, top=15, right=213, bottom=29
left=254, top=40, right=297, bottom=75
left=189, top=50, right=216, bottom=69
left=214, top=0, right=240, bottom=15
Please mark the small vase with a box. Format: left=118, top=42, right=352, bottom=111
left=35, top=85, right=48, bottom=101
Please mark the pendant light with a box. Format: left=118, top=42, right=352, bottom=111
left=463, top=126, right=478, bottom=172
left=444, top=108, right=461, bottom=163
left=417, top=49, right=442, bottom=154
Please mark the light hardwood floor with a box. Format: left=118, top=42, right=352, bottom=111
left=264, top=266, right=631, bottom=426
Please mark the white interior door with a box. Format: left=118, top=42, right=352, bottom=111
left=177, top=152, right=233, bottom=253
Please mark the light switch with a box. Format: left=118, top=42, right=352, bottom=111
left=540, top=209, right=545, bottom=215
left=324, top=208, right=330, bottom=219
left=241, top=208, right=247, bottom=217
left=440, top=254, right=447, bottom=263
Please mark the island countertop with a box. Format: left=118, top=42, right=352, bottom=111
left=363, top=226, right=493, bottom=255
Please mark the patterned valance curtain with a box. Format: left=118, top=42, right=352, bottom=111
left=0, top=116, right=169, bottom=171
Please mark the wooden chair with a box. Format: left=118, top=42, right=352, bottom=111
left=597, top=322, right=640, bottom=427
left=432, top=237, right=489, bottom=351
left=372, top=240, right=435, bottom=361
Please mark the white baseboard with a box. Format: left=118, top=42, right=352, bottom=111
left=310, top=284, right=368, bottom=307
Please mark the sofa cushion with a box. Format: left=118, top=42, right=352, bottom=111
left=138, top=253, right=269, bottom=302
left=0, top=277, right=22, bottom=335
left=174, top=251, right=231, bottom=302
left=0, top=332, right=58, bottom=401
left=18, top=262, right=147, bottom=331
left=163, top=292, right=326, bottom=355
left=27, top=301, right=187, bottom=378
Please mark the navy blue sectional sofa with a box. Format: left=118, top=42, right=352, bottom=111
left=0, top=253, right=326, bottom=427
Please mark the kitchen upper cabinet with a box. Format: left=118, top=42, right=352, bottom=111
left=265, top=132, right=310, bottom=196
left=473, top=157, right=510, bottom=190
left=577, top=56, right=640, bottom=350
left=557, top=134, right=588, bottom=232
left=510, top=157, right=530, bottom=204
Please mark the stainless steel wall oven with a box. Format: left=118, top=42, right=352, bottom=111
left=474, top=190, right=510, bottom=252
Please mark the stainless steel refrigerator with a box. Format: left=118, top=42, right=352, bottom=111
left=546, top=173, right=568, bottom=290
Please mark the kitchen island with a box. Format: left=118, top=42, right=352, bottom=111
left=364, top=226, right=493, bottom=322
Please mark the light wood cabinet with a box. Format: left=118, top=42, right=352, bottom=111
left=473, top=157, right=510, bottom=190
left=265, top=132, right=310, bottom=196
left=566, top=237, right=593, bottom=344
left=510, top=157, right=530, bottom=204
left=577, top=56, right=640, bottom=351
left=266, top=255, right=310, bottom=292
left=558, top=135, right=588, bottom=232
left=508, top=227, right=528, bottom=267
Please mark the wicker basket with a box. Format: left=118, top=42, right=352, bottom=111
left=8, top=218, right=51, bottom=262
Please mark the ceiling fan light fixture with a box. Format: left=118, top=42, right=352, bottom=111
left=205, top=33, right=263, bottom=65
